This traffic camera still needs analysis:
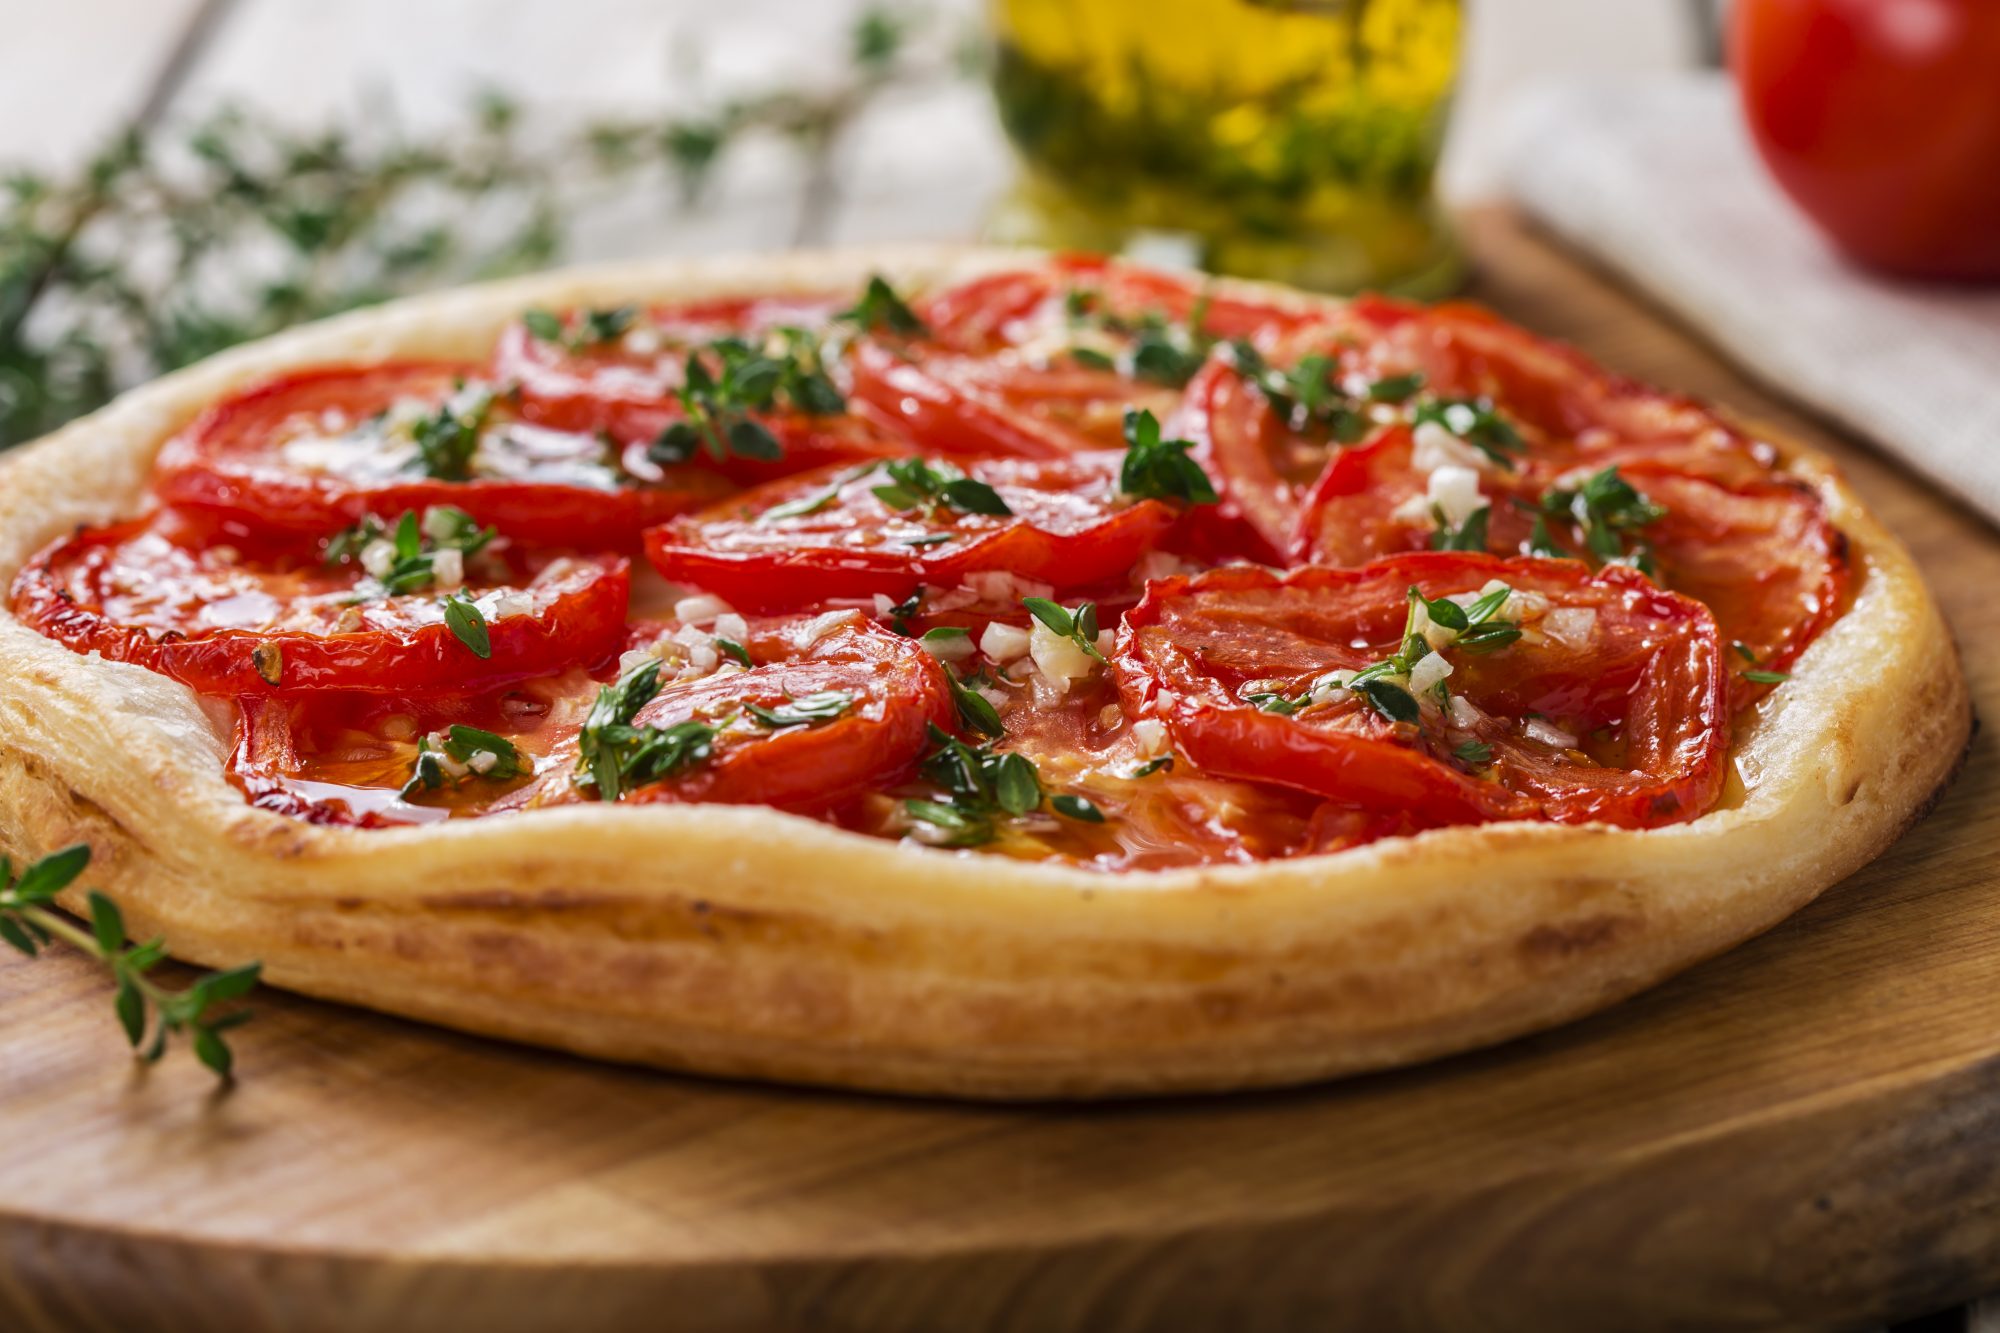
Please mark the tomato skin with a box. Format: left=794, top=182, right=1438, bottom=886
left=1730, top=0, right=2000, bottom=279
left=495, top=296, right=920, bottom=483
left=12, top=518, right=631, bottom=696
left=152, top=363, right=733, bottom=549
left=644, top=452, right=1178, bottom=613
left=526, top=614, right=953, bottom=812
left=1116, top=553, right=1729, bottom=829
left=846, top=341, right=1087, bottom=459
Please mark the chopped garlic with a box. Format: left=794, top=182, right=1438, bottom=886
left=1411, top=421, right=1494, bottom=474
left=921, top=633, right=975, bottom=663
left=1131, top=718, right=1169, bottom=755
left=1029, top=622, right=1097, bottom=693
left=1542, top=607, right=1597, bottom=649
left=1095, top=629, right=1117, bottom=657
left=621, top=327, right=663, bottom=357
left=430, top=548, right=465, bottom=590
left=1523, top=716, right=1578, bottom=750
left=466, top=750, right=500, bottom=776
left=1448, top=694, right=1487, bottom=730
left=1135, top=550, right=1194, bottom=584
left=1308, top=670, right=1356, bottom=706
left=672, top=593, right=734, bottom=625
left=1406, top=651, right=1453, bottom=695
left=359, top=539, right=397, bottom=580
left=1097, top=703, right=1124, bottom=729
left=793, top=609, right=853, bottom=649
left=712, top=612, right=749, bottom=642
left=1425, top=464, right=1485, bottom=528
left=980, top=621, right=1032, bottom=662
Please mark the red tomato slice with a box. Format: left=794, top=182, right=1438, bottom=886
left=495, top=295, right=917, bottom=482
left=12, top=518, right=629, bottom=695
left=1291, top=436, right=1847, bottom=707
left=529, top=613, right=952, bottom=810
left=846, top=341, right=1099, bottom=459
left=229, top=672, right=599, bottom=827
left=917, top=256, right=1317, bottom=355
left=644, top=452, right=1178, bottom=612
left=230, top=614, right=950, bottom=821
left=1178, top=355, right=1346, bottom=563
left=1115, top=553, right=1728, bottom=829
left=152, top=363, right=735, bottom=548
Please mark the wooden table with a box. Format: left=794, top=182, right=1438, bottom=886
left=4, top=6, right=1999, bottom=1332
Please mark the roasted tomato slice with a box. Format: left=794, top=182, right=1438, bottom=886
left=1292, top=436, right=1847, bottom=705
left=917, top=256, right=1316, bottom=356
left=1178, top=355, right=1355, bottom=563
left=12, top=517, right=630, bottom=695
left=230, top=613, right=951, bottom=822
left=643, top=453, right=1179, bottom=612
left=229, top=673, right=599, bottom=827
left=1115, top=553, right=1728, bottom=829
left=494, top=296, right=915, bottom=481
left=152, top=363, right=735, bottom=548
left=528, top=612, right=953, bottom=810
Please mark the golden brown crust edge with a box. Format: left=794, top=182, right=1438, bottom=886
left=0, top=245, right=1970, bottom=1099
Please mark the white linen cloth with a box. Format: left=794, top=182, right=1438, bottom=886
left=1500, top=75, right=2000, bottom=526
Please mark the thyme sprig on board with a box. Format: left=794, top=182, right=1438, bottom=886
left=0, top=845, right=260, bottom=1076
left=0, top=7, right=949, bottom=449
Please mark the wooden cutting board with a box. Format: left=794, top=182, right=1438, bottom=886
left=2, top=210, right=1996, bottom=1333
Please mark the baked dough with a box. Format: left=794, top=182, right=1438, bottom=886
left=0, top=247, right=1968, bottom=1098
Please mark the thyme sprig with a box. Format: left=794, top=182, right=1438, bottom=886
left=1523, top=465, right=1666, bottom=572
left=869, top=457, right=1013, bottom=519
left=1120, top=407, right=1217, bottom=505
left=325, top=505, right=496, bottom=595
left=575, top=659, right=716, bottom=801
left=903, top=725, right=1104, bottom=846
left=0, top=7, right=948, bottom=449
left=0, top=845, right=260, bottom=1076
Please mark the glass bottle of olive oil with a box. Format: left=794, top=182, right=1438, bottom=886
left=986, top=0, right=1464, bottom=295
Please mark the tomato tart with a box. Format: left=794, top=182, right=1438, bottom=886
left=0, top=249, right=1967, bottom=1098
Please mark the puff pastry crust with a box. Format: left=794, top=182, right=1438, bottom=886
left=0, top=248, right=1968, bottom=1098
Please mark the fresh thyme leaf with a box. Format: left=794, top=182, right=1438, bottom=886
left=1532, top=466, right=1665, bottom=572
left=443, top=725, right=523, bottom=780
left=522, top=308, right=565, bottom=343
left=744, top=690, right=855, bottom=729
left=1070, top=346, right=1115, bottom=370
left=903, top=798, right=993, bottom=847
left=1356, top=678, right=1421, bottom=724
left=921, top=626, right=970, bottom=645
left=442, top=593, right=491, bottom=658
left=409, top=385, right=494, bottom=481
left=900, top=533, right=955, bottom=548
left=1245, top=690, right=1305, bottom=715
left=1228, top=340, right=1368, bottom=441
left=715, top=636, right=753, bottom=668
left=840, top=274, right=926, bottom=336
left=868, top=457, right=1012, bottom=520
left=1732, top=640, right=1758, bottom=663
left=947, top=668, right=1004, bottom=737
left=1022, top=596, right=1105, bottom=661
left=327, top=505, right=496, bottom=597
left=1050, top=794, right=1105, bottom=822
left=574, top=659, right=722, bottom=801
left=1128, top=753, right=1175, bottom=778
left=1430, top=503, right=1490, bottom=553
left=1368, top=372, right=1426, bottom=403
left=994, top=752, right=1043, bottom=816
left=1743, top=669, right=1791, bottom=684
left=1453, top=739, right=1493, bottom=766
left=761, top=483, right=843, bottom=522
left=1119, top=407, right=1218, bottom=505
left=0, top=845, right=260, bottom=1078
left=1411, top=397, right=1524, bottom=469
left=885, top=586, right=924, bottom=636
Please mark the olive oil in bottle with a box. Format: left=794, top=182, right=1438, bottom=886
left=987, top=0, right=1464, bottom=295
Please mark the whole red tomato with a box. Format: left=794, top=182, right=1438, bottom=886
left=1730, top=0, right=2000, bottom=280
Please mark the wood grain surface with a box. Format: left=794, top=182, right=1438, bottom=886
left=1, top=210, right=1996, bottom=1333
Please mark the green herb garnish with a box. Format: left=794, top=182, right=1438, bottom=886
left=0, top=844, right=260, bottom=1077
left=901, top=726, right=1102, bottom=846
left=869, top=457, right=1012, bottom=519
left=1732, top=641, right=1791, bottom=685
left=1120, top=407, right=1218, bottom=505
left=409, top=384, right=495, bottom=481
left=839, top=274, right=926, bottom=336
left=574, top=659, right=718, bottom=801
left=1410, top=397, right=1524, bottom=469
left=325, top=505, right=497, bottom=595
left=744, top=690, right=855, bottom=729
left=401, top=725, right=525, bottom=799
left=1528, top=466, right=1666, bottom=573
left=1022, top=597, right=1105, bottom=662
left=442, top=593, right=491, bottom=658
left=523, top=304, right=636, bottom=350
